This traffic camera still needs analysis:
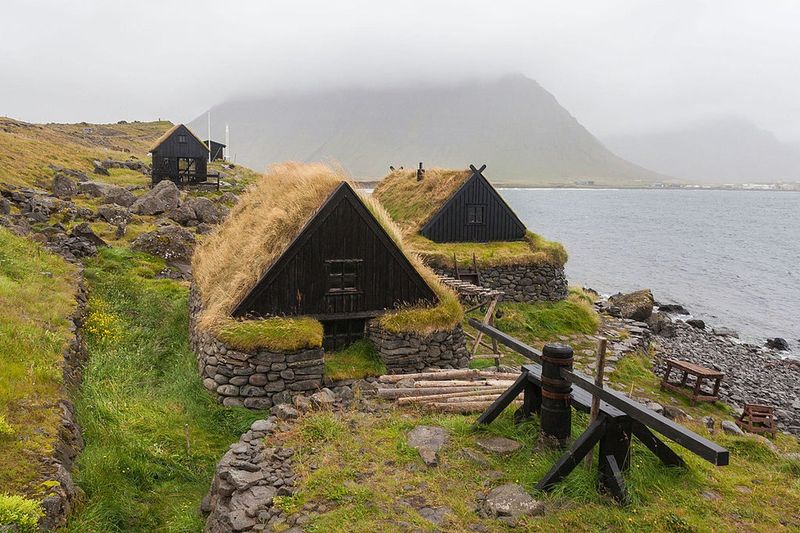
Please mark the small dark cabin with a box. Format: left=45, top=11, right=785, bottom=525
left=232, top=182, right=438, bottom=350
left=149, top=124, right=210, bottom=186
left=205, top=140, right=226, bottom=161
left=420, top=164, right=527, bottom=243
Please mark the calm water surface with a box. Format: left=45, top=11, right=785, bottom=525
left=499, top=189, right=800, bottom=352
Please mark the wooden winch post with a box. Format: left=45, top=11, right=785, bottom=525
left=469, top=318, right=729, bottom=505
left=469, top=295, right=502, bottom=369
left=539, top=343, right=574, bottom=445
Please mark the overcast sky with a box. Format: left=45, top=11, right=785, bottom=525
left=2, top=0, right=799, bottom=141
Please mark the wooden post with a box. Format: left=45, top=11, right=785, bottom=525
left=586, top=338, right=607, bottom=469
left=539, top=343, right=574, bottom=446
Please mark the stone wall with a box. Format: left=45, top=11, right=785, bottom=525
left=41, top=275, right=88, bottom=530
left=367, top=321, right=469, bottom=374
left=189, top=289, right=324, bottom=410
left=437, top=263, right=567, bottom=302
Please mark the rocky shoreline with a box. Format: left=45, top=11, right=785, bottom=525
left=597, top=288, right=800, bottom=436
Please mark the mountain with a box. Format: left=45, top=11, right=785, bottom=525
left=604, top=117, right=800, bottom=183
left=189, top=75, right=660, bottom=184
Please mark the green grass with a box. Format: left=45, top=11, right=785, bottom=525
left=494, top=289, right=600, bottom=340
left=0, top=227, right=77, bottom=501
left=324, top=340, right=386, bottom=381
left=66, top=247, right=261, bottom=532
left=216, top=316, right=324, bottom=352
left=276, top=394, right=800, bottom=532
left=408, top=230, right=567, bottom=269
left=379, top=286, right=464, bottom=336
left=0, top=117, right=170, bottom=188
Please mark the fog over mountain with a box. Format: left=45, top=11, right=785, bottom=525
left=190, top=75, right=660, bottom=184
left=604, top=118, right=800, bottom=183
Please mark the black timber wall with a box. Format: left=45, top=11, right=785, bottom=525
left=420, top=173, right=526, bottom=243
left=233, top=184, right=438, bottom=319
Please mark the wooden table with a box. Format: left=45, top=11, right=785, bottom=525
left=660, top=359, right=724, bottom=406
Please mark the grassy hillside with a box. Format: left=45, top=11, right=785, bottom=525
left=0, top=227, right=77, bottom=528
left=0, top=117, right=172, bottom=187
left=66, top=248, right=260, bottom=532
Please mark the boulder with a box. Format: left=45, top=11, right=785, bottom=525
left=0, top=197, right=10, bottom=215
left=712, top=327, right=738, bottom=338
left=656, top=303, right=690, bottom=315
left=271, top=404, right=299, bottom=421
left=407, top=426, right=448, bottom=467
left=79, top=181, right=111, bottom=198
left=70, top=222, right=107, bottom=248
left=766, top=338, right=790, bottom=351
left=97, top=205, right=131, bottom=225
left=130, top=180, right=180, bottom=215
left=608, top=289, right=654, bottom=321
left=721, top=420, right=745, bottom=436
left=92, top=160, right=110, bottom=176
left=189, top=197, right=221, bottom=224
left=648, top=312, right=675, bottom=337
left=168, top=203, right=197, bottom=226
left=102, top=186, right=136, bottom=207
left=130, top=224, right=195, bottom=262
left=478, top=483, right=544, bottom=520
left=52, top=173, right=77, bottom=199
left=686, top=319, right=706, bottom=330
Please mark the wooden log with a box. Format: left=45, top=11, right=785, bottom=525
left=427, top=399, right=523, bottom=414
left=378, top=370, right=517, bottom=383
left=377, top=385, right=498, bottom=399
left=413, top=379, right=515, bottom=388
left=378, top=369, right=481, bottom=383
left=444, top=394, right=501, bottom=403
left=396, top=387, right=509, bottom=405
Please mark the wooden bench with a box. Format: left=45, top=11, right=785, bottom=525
left=660, top=359, right=724, bottom=406
left=736, top=403, right=777, bottom=437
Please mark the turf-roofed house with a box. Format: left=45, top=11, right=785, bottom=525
left=190, top=163, right=466, bottom=408
left=373, top=164, right=569, bottom=302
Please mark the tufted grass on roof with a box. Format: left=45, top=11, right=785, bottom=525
left=372, top=167, right=471, bottom=232
left=409, top=230, right=568, bottom=269
left=192, top=162, right=463, bottom=351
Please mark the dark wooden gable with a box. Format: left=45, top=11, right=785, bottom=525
left=232, top=182, right=438, bottom=319
left=420, top=164, right=527, bottom=243
left=151, top=124, right=209, bottom=159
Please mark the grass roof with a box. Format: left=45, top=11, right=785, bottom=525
left=409, top=231, right=568, bottom=268
left=372, top=167, right=471, bottom=232
left=373, top=166, right=567, bottom=268
left=192, top=162, right=462, bottom=351
left=148, top=123, right=209, bottom=153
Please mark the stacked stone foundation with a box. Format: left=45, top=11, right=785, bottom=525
left=367, top=321, right=469, bottom=374
left=191, top=285, right=469, bottom=406
left=437, top=263, right=567, bottom=302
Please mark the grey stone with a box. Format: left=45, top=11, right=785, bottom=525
left=131, top=224, right=195, bottom=262
left=476, top=436, right=521, bottom=454
left=608, top=289, right=654, bottom=321
left=52, top=173, right=77, bottom=198
left=721, top=420, right=745, bottom=436
left=250, top=419, right=274, bottom=433
left=479, top=483, right=544, bottom=519
left=310, top=388, right=336, bottom=409
left=102, top=186, right=136, bottom=207
left=217, top=384, right=240, bottom=397
left=130, top=180, right=181, bottom=215
left=407, top=426, right=448, bottom=467
left=272, top=404, right=299, bottom=420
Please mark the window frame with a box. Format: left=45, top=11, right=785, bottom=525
left=466, top=204, right=486, bottom=225
left=325, top=259, right=363, bottom=294
left=177, top=134, right=187, bottom=144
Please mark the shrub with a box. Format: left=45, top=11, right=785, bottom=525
left=0, top=494, right=43, bottom=532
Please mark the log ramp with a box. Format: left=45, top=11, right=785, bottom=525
left=376, top=369, right=521, bottom=414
